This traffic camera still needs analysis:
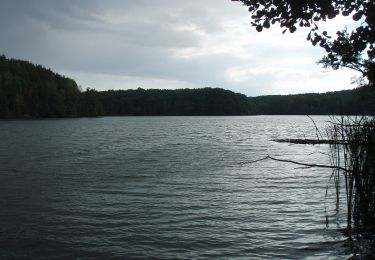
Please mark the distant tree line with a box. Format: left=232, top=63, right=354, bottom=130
left=1, top=55, right=374, bottom=118
left=98, top=86, right=375, bottom=116
left=250, top=86, right=375, bottom=115
left=0, top=55, right=254, bottom=117
left=0, top=55, right=103, bottom=118
left=99, top=88, right=254, bottom=116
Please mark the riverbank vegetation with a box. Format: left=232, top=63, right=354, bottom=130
left=250, top=85, right=375, bottom=115
left=1, top=55, right=375, bottom=119
left=327, top=117, right=375, bottom=230
left=0, top=55, right=102, bottom=118
left=100, top=88, right=253, bottom=116
left=0, top=55, right=252, bottom=117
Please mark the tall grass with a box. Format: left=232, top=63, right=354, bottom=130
left=327, top=116, right=375, bottom=231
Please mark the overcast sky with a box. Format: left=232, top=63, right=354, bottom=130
left=0, top=0, right=361, bottom=96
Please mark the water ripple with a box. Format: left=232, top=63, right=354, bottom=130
left=0, top=116, right=348, bottom=259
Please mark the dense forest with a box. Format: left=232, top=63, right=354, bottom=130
left=100, top=88, right=254, bottom=116
left=0, top=55, right=103, bottom=118
left=0, top=56, right=253, bottom=117
left=250, top=85, right=375, bottom=115
left=0, top=55, right=374, bottom=118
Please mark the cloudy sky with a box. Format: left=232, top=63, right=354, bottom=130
left=0, top=0, right=360, bottom=96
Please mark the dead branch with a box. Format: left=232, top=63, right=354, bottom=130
left=241, top=155, right=351, bottom=173
left=273, top=138, right=344, bottom=145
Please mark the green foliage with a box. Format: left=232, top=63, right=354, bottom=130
left=233, top=0, right=375, bottom=86
left=0, top=82, right=9, bottom=117
left=250, top=86, right=375, bottom=115
left=0, top=55, right=103, bottom=118
left=0, top=55, right=255, bottom=117
left=79, top=88, right=104, bottom=117
left=100, top=87, right=255, bottom=116
left=2, top=55, right=374, bottom=118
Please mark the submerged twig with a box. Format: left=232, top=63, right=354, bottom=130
left=241, top=155, right=351, bottom=173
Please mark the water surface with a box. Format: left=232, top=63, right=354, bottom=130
left=0, top=116, right=349, bottom=259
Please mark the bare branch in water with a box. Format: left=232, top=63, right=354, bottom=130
left=241, top=155, right=351, bottom=173
left=273, top=138, right=344, bottom=145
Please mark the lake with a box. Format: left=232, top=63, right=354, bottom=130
left=0, top=116, right=351, bottom=259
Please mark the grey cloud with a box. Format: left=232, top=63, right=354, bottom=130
left=0, top=0, right=354, bottom=96
left=0, top=0, right=229, bottom=72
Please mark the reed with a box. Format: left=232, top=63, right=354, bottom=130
left=326, top=116, right=375, bottom=231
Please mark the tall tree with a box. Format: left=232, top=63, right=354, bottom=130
left=232, top=0, right=375, bottom=86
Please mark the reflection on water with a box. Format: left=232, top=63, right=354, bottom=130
left=0, top=116, right=356, bottom=259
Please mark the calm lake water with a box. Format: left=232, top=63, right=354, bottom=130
left=0, top=116, right=352, bottom=259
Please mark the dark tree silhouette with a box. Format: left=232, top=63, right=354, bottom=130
left=250, top=85, right=375, bottom=115
left=0, top=55, right=103, bottom=118
left=233, top=0, right=375, bottom=85
left=2, top=55, right=374, bottom=118
left=99, top=88, right=255, bottom=116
